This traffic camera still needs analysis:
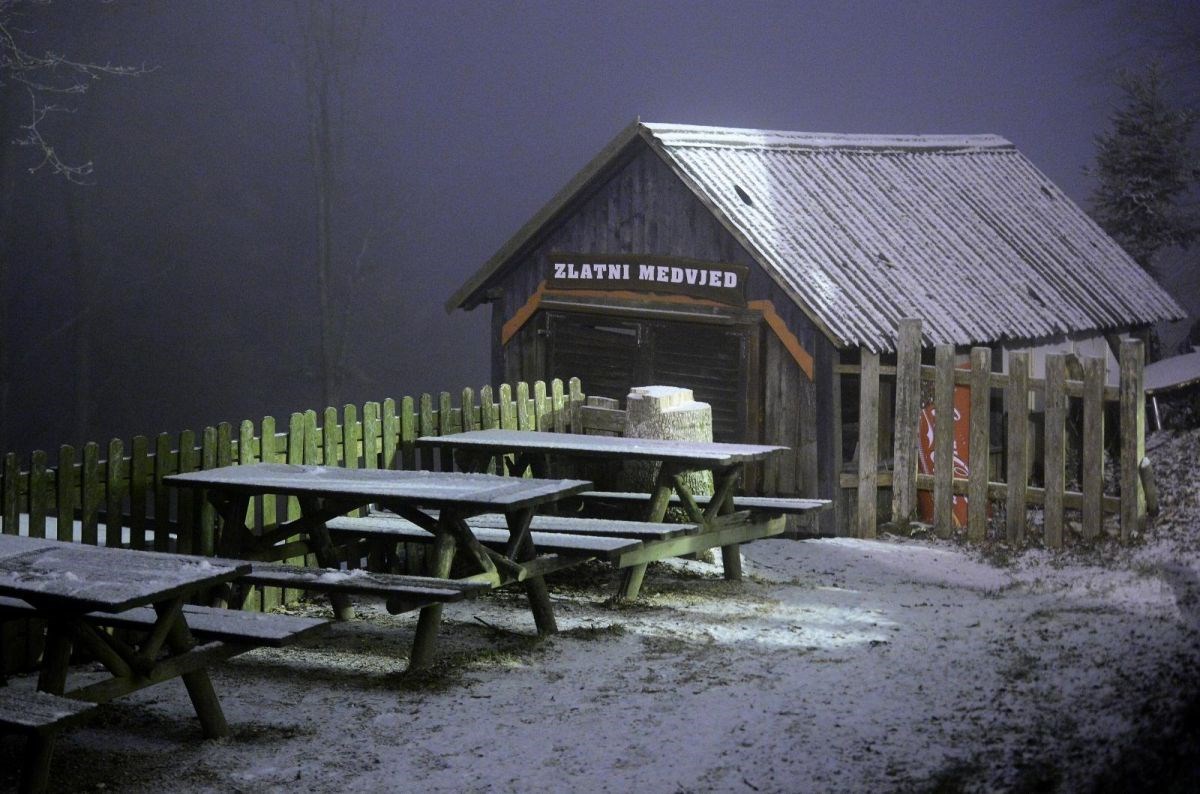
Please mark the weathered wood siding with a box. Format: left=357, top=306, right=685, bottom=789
left=488, top=140, right=832, bottom=510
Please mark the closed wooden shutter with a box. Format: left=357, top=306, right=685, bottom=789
left=647, top=321, right=746, bottom=442
left=545, top=313, right=644, bottom=402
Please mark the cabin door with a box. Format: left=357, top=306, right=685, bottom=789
left=543, top=311, right=752, bottom=442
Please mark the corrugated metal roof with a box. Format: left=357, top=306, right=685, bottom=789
left=643, top=123, right=1184, bottom=351
left=449, top=121, right=1185, bottom=352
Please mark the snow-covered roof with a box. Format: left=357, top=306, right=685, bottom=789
left=449, top=121, right=1185, bottom=351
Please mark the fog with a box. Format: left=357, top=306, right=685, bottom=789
left=1, top=0, right=1195, bottom=457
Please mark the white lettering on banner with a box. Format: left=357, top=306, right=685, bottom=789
left=554, top=262, right=567, bottom=278
left=724, top=271, right=737, bottom=288
left=638, top=264, right=655, bottom=280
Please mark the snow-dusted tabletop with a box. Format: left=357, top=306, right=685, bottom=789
left=0, top=535, right=249, bottom=613
left=165, top=463, right=592, bottom=511
left=417, top=429, right=786, bottom=466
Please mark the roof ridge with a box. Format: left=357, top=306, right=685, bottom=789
left=641, top=122, right=1014, bottom=151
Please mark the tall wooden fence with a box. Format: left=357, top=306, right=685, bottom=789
left=0, top=378, right=586, bottom=673
left=845, top=319, right=1146, bottom=547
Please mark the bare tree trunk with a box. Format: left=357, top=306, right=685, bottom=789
left=302, top=0, right=340, bottom=412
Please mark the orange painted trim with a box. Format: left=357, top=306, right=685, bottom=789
left=501, top=283, right=547, bottom=345
left=749, top=299, right=815, bottom=381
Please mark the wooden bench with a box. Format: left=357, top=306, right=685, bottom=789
left=327, top=513, right=656, bottom=569
left=0, top=596, right=329, bottom=648
left=1, top=688, right=98, bottom=793
left=575, top=490, right=828, bottom=515
left=327, top=510, right=787, bottom=601
left=238, top=563, right=492, bottom=616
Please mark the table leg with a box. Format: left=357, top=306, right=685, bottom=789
left=407, top=528, right=458, bottom=670
left=506, top=508, right=556, bottom=636
left=615, top=465, right=683, bottom=602
left=21, top=735, right=56, bottom=794
left=711, top=468, right=743, bottom=582
left=36, top=619, right=74, bottom=696
left=300, top=497, right=355, bottom=621
left=157, top=602, right=229, bottom=739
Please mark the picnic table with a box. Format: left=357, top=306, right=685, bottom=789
left=0, top=534, right=315, bottom=793
left=415, top=429, right=827, bottom=600
left=165, top=463, right=593, bottom=669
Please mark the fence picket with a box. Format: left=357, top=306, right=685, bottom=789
left=1081, top=357, right=1105, bottom=540
left=516, top=382, right=532, bottom=431
left=129, top=436, right=149, bottom=550
left=382, top=398, right=399, bottom=470
left=2, top=453, right=17, bottom=534
left=1005, top=352, right=1030, bottom=544
left=399, top=396, right=416, bottom=470
left=933, top=345, right=955, bottom=538
left=153, top=434, right=171, bottom=551
left=57, top=445, right=76, bottom=543
left=362, top=402, right=380, bottom=470
left=857, top=350, right=879, bottom=539
left=967, top=347, right=991, bottom=542
left=499, top=383, right=516, bottom=429
left=105, top=439, right=124, bottom=548
left=891, top=319, right=922, bottom=527
left=28, top=450, right=48, bottom=539
left=177, top=430, right=197, bottom=555
left=569, top=378, right=585, bottom=433
left=1119, top=340, right=1145, bottom=542
left=1044, top=355, right=1067, bottom=549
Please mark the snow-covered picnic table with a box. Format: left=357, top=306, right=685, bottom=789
left=165, top=463, right=594, bottom=669
left=415, top=430, right=829, bottom=600
left=0, top=535, right=289, bottom=792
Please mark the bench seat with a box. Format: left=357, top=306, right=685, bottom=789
left=0, top=688, right=97, bottom=735
left=576, top=491, right=830, bottom=515
left=239, top=563, right=490, bottom=606
left=327, top=514, right=648, bottom=563
left=0, top=596, right=329, bottom=648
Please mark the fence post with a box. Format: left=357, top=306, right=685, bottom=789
left=857, top=350, right=879, bottom=539
left=1119, top=339, right=1145, bottom=542
left=933, top=345, right=956, bottom=538
left=891, top=319, right=922, bottom=527
left=1005, top=351, right=1030, bottom=544
left=1044, top=354, right=1066, bottom=549
left=967, top=347, right=991, bottom=542
left=105, top=439, right=124, bottom=548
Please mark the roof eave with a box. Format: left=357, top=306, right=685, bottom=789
left=445, top=119, right=649, bottom=313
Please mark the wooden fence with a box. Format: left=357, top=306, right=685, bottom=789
left=843, top=319, right=1146, bottom=547
left=0, top=378, right=587, bottom=673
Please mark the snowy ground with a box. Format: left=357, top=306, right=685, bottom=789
left=3, top=431, right=1199, bottom=793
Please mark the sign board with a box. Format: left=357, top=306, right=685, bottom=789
left=545, top=253, right=748, bottom=306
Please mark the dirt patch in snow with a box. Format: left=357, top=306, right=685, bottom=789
left=2, top=431, right=1199, bottom=793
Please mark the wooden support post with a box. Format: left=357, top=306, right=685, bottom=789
left=407, top=528, right=457, bottom=670
left=857, top=350, right=880, bottom=539
left=1119, top=339, right=1145, bottom=542
left=933, top=344, right=955, bottom=538
left=1005, top=351, right=1030, bottom=544
left=1081, top=356, right=1105, bottom=540
left=891, top=319, right=922, bottom=528
left=967, top=347, right=991, bottom=542
left=1044, top=354, right=1066, bottom=549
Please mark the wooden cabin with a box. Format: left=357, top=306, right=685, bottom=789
left=446, top=122, right=1183, bottom=534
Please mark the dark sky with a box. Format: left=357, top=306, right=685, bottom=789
left=1, top=0, right=1196, bottom=455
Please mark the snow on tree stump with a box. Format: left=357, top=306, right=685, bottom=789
left=621, top=386, right=721, bottom=564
